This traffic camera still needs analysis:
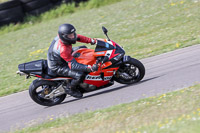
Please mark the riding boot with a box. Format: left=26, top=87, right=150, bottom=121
left=63, top=70, right=84, bottom=98
left=63, top=83, right=83, bottom=98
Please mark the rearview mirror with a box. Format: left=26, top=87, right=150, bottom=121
left=102, top=26, right=110, bottom=41
left=102, top=26, right=108, bottom=34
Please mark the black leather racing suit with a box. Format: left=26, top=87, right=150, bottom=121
left=47, top=35, right=94, bottom=89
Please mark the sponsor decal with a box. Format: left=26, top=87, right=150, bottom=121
left=105, top=43, right=109, bottom=48
left=107, top=71, right=114, bottom=73
left=35, top=63, right=41, bottom=67
left=85, top=75, right=112, bottom=81
left=96, top=52, right=105, bottom=55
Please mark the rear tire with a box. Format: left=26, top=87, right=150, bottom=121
left=29, top=79, right=66, bottom=106
left=114, top=58, right=145, bottom=84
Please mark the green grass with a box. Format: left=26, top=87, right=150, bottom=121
left=15, top=84, right=200, bottom=133
left=0, top=0, right=200, bottom=97
left=0, top=0, right=9, bottom=3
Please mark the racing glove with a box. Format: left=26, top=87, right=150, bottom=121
left=91, top=38, right=97, bottom=45
left=87, top=64, right=98, bottom=72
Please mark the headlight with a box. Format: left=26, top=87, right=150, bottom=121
left=113, top=54, right=123, bottom=61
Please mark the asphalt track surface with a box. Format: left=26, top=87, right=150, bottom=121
left=0, top=44, right=200, bottom=132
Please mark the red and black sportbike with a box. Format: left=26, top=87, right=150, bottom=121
left=17, top=27, right=145, bottom=106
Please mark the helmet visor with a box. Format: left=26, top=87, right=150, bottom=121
left=63, top=32, right=76, bottom=39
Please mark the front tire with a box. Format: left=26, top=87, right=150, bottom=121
left=114, top=57, right=145, bottom=84
left=29, top=79, right=66, bottom=106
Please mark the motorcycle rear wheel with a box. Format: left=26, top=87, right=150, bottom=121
left=29, top=79, right=66, bottom=106
left=114, top=57, right=145, bottom=84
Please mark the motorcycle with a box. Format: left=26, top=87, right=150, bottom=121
left=17, top=26, right=145, bottom=106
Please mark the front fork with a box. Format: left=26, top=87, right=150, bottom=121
left=115, top=56, right=135, bottom=80
left=122, top=55, right=131, bottom=63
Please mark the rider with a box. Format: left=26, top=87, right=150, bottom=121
left=47, top=23, right=98, bottom=98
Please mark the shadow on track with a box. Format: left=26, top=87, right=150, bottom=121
left=135, top=75, right=163, bottom=84
left=45, top=76, right=162, bottom=108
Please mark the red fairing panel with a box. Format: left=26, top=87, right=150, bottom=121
left=84, top=80, right=110, bottom=87
left=109, top=40, right=119, bottom=60
left=83, top=67, right=119, bottom=87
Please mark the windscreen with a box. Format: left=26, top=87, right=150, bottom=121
left=95, top=40, right=115, bottom=52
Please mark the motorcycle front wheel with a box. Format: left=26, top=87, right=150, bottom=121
left=114, top=57, right=145, bottom=84
left=29, top=79, right=66, bottom=106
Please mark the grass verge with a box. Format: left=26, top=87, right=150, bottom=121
left=0, top=0, right=9, bottom=3
left=15, top=83, right=200, bottom=133
left=0, top=0, right=200, bottom=97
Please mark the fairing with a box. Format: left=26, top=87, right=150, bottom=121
left=72, top=39, right=125, bottom=87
